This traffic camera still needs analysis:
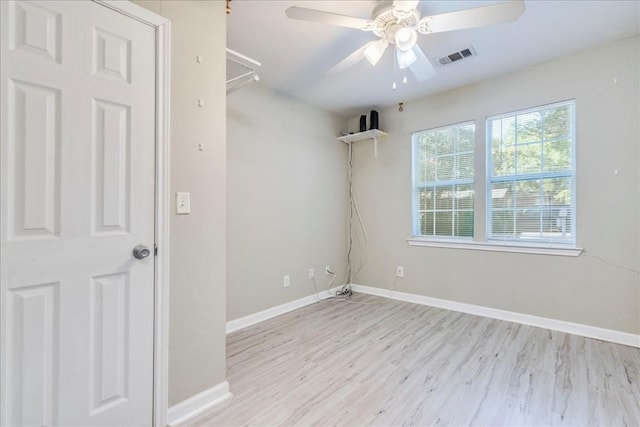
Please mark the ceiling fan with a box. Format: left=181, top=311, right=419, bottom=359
left=285, top=0, right=525, bottom=81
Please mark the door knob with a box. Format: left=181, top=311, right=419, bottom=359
left=133, top=245, right=151, bottom=259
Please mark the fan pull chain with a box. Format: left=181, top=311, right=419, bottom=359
left=392, top=48, right=397, bottom=90
left=226, top=0, right=232, bottom=15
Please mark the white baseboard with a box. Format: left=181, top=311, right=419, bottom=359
left=226, top=288, right=341, bottom=334
left=167, top=381, right=232, bottom=426
left=351, top=284, right=640, bottom=348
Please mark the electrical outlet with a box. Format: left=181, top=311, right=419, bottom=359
left=308, top=268, right=315, bottom=279
left=396, top=266, right=404, bottom=277
left=325, top=265, right=331, bottom=275
left=283, top=275, right=290, bottom=287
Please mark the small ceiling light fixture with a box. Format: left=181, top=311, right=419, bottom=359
left=363, top=39, right=389, bottom=66
left=394, top=27, right=417, bottom=52
left=396, top=48, right=417, bottom=69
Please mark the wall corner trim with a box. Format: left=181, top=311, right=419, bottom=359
left=167, top=381, right=232, bottom=426
left=350, top=284, right=640, bottom=348
left=226, top=289, right=340, bottom=334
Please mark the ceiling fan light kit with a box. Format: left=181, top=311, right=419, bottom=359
left=285, top=1, right=525, bottom=83
left=397, top=48, right=417, bottom=69
left=394, top=27, right=417, bottom=51
left=364, top=39, right=389, bottom=66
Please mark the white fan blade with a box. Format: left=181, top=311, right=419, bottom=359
left=418, top=0, right=525, bottom=34
left=285, top=6, right=372, bottom=30
left=327, top=43, right=371, bottom=75
left=409, top=45, right=436, bottom=81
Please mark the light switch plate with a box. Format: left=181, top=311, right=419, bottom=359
left=176, top=192, right=191, bottom=214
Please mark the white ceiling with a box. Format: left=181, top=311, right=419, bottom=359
left=227, top=0, right=639, bottom=117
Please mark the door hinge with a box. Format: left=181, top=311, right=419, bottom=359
left=154, top=244, right=158, bottom=256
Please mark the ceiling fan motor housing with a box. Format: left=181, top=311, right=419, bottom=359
left=370, top=1, right=421, bottom=47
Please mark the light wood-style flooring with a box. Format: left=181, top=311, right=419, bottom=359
left=188, top=293, right=640, bottom=426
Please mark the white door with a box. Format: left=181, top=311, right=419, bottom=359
left=0, top=1, right=157, bottom=425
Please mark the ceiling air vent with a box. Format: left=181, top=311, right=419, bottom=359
left=437, top=46, right=476, bottom=66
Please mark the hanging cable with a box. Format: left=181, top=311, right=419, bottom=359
left=351, top=192, right=369, bottom=281
left=337, top=142, right=355, bottom=298
left=336, top=140, right=370, bottom=298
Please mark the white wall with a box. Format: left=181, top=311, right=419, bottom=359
left=134, top=0, right=228, bottom=406
left=350, top=37, right=640, bottom=334
left=227, top=84, right=348, bottom=321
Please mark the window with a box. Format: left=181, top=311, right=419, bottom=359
left=409, top=100, right=579, bottom=255
left=487, top=101, right=575, bottom=245
left=412, top=121, right=475, bottom=239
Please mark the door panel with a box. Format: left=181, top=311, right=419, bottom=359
left=1, top=1, right=156, bottom=425
left=89, top=272, right=129, bottom=414
left=92, top=98, right=131, bottom=236
left=6, top=281, right=59, bottom=426
left=9, top=1, right=62, bottom=64
left=8, top=79, right=61, bottom=239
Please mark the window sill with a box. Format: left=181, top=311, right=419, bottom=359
left=407, top=238, right=583, bottom=257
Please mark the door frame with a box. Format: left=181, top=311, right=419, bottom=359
left=91, top=2, right=171, bottom=425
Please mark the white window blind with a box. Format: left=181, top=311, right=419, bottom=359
left=412, top=121, right=475, bottom=239
left=487, top=100, right=575, bottom=245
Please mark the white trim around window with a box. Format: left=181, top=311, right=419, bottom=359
left=407, top=237, right=583, bottom=256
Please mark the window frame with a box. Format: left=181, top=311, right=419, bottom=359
left=485, top=100, right=577, bottom=248
left=411, top=120, right=476, bottom=240
left=407, top=100, right=582, bottom=256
